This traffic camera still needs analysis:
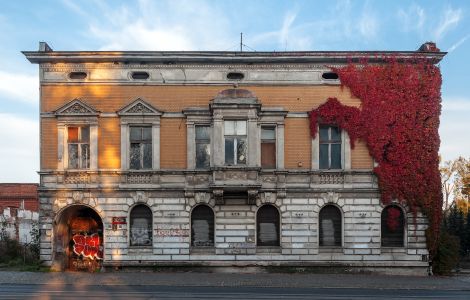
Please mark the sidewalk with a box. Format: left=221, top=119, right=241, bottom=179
left=0, top=270, right=469, bottom=290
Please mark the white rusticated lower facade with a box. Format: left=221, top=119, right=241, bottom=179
left=39, top=170, right=429, bottom=275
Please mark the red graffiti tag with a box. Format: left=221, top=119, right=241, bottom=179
left=72, top=233, right=102, bottom=260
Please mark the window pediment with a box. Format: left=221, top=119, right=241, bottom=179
left=54, top=99, right=99, bottom=117
left=118, top=98, right=162, bottom=116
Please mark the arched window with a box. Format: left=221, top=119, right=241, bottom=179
left=381, top=205, right=405, bottom=247
left=257, top=205, right=280, bottom=246
left=191, top=205, right=214, bottom=247
left=130, top=204, right=152, bottom=246
left=319, top=205, right=342, bottom=247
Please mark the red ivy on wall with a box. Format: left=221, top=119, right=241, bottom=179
left=309, top=57, right=443, bottom=255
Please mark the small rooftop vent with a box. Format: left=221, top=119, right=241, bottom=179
left=322, top=72, right=339, bottom=80
left=131, top=71, right=150, bottom=80
left=227, top=72, right=245, bottom=80
left=69, top=72, right=87, bottom=80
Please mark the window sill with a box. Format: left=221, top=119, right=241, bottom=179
left=190, top=247, right=215, bottom=254
left=318, top=247, right=343, bottom=253
left=256, top=246, right=281, bottom=254
left=129, top=246, right=153, bottom=254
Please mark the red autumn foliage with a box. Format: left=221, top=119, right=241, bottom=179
left=309, top=57, right=443, bottom=255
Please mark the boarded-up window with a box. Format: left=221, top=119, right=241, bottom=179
left=224, top=120, right=247, bottom=165
left=130, top=126, right=152, bottom=169
left=381, top=205, right=405, bottom=247
left=130, top=205, right=152, bottom=246
left=261, top=127, right=276, bottom=168
left=191, top=205, right=214, bottom=247
left=67, top=126, right=90, bottom=169
left=319, top=205, right=342, bottom=247
left=257, top=205, right=280, bottom=246
left=319, top=125, right=342, bottom=169
left=196, top=126, right=211, bottom=169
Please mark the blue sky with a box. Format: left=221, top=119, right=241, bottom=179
left=0, top=0, right=469, bottom=182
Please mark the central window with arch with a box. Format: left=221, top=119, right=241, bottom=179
left=381, top=205, right=405, bottom=247
left=224, top=120, right=247, bottom=165
left=191, top=205, right=214, bottom=247
left=319, top=205, right=342, bottom=247
left=257, top=205, right=280, bottom=246
left=130, top=204, right=153, bottom=246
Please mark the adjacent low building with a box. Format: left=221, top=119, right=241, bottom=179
left=23, top=42, right=445, bottom=274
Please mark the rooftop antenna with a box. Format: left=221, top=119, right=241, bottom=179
left=240, top=32, right=243, bottom=52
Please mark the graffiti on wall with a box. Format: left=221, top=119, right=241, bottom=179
left=72, top=233, right=102, bottom=260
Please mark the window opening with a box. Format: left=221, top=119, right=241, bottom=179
left=322, top=72, right=339, bottom=80
left=68, top=126, right=90, bottom=169
left=381, top=205, right=405, bottom=247
left=191, top=205, right=214, bottom=247
left=319, top=205, right=342, bottom=246
left=261, top=127, right=276, bottom=168
left=195, top=126, right=211, bottom=169
left=130, top=126, right=152, bottom=170
left=257, top=205, right=280, bottom=246
left=224, top=120, right=247, bottom=165
left=131, top=72, right=150, bottom=80
left=226, top=72, right=245, bottom=80
left=130, top=205, right=152, bottom=246
left=69, top=72, right=87, bottom=80
left=319, top=125, right=342, bottom=169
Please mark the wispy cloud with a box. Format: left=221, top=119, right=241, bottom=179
left=358, top=9, right=379, bottom=39
left=440, top=96, right=470, bottom=160
left=0, top=114, right=39, bottom=182
left=441, top=96, right=470, bottom=112
left=447, top=34, right=470, bottom=53
left=0, top=71, right=38, bottom=104
left=434, top=7, right=462, bottom=41
left=397, top=4, right=426, bottom=34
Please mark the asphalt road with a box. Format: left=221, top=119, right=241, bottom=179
left=1, top=271, right=470, bottom=299
left=0, top=284, right=470, bottom=300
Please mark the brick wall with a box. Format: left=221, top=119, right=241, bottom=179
left=160, top=118, right=187, bottom=169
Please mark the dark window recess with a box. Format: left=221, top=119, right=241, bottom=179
left=319, top=205, right=342, bottom=247
left=69, top=72, right=87, bottom=80
left=191, top=205, right=214, bottom=247
left=195, top=126, right=211, bottom=169
left=130, top=205, right=153, bottom=246
left=322, top=72, right=339, bottom=80
left=319, top=125, right=342, bottom=169
left=131, top=71, right=150, bottom=80
left=257, top=205, right=280, bottom=246
left=261, top=127, right=276, bottom=168
left=381, top=205, right=405, bottom=247
left=226, top=72, right=245, bottom=80
left=67, top=126, right=90, bottom=169
left=130, top=126, right=152, bottom=169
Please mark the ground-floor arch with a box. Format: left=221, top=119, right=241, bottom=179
left=52, top=205, right=103, bottom=272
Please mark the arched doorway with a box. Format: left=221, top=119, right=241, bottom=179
left=53, top=205, right=103, bottom=271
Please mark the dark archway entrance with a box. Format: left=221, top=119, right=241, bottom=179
left=53, top=205, right=103, bottom=272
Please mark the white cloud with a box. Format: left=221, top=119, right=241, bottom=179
left=397, top=4, right=426, bottom=33
left=439, top=96, right=470, bottom=161
left=0, top=71, right=38, bottom=104
left=447, top=34, right=470, bottom=53
left=434, top=7, right=462, bottom=41
left=441, top=96, right=470, bottom=112
left=75, top=0, right=232, bottom=51
left=0, top=114, right=39, bottom=182
left=358, top=12, right=379, bottom=39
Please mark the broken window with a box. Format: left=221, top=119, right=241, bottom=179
left=130, top=204, right=152, bottom=246
left=319, top=125, right=342, bottom=169
left=319, top=205, right=342, bottom=247
left=129, top=126, right=152, bottom=170
left=224, top=120, right=247, bottom=165
left=381, top=205, right=405, bottom=247
left=257, top=205, right=280, bottom=246
left=191, top=205, right=214, bottom=247
left=261, top=127, right=276, bottom=168
left=67, top=126, right=90, bottom=169
left=195, top=126, right=211, bottom=169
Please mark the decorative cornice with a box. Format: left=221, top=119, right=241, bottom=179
left=117, top=98, right=162, bottom=116
left=54, top=99, right=99, bottom=117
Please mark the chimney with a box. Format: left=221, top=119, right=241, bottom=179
left=39, top=42, right=53, bottom=52
left=418, top=42, right=440, bottom=52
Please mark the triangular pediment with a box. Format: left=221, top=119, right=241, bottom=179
left=54, top=99, right=99, bottom=116
left=117, top=98, right=161, bottom=116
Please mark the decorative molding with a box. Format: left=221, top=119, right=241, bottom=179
left=213, top=189, right=224, bottom=205
left=321, top=191, right=340, bottom=204
left=132, top=191, right=148, bottom=203
left=117, top=98, right=162, bottom=116
left=54, top=99, right=99, bottom=116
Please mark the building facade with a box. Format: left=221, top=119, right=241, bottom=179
left=24, top=42, right=445, bottom=274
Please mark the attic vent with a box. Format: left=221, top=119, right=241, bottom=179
left=69, top=72, right=87, bottom=80
left=227, top=72, right=245, bottom=80
left=131, top=71, right=150, bottom=80
left=322, top=72, right=339, bottom=80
